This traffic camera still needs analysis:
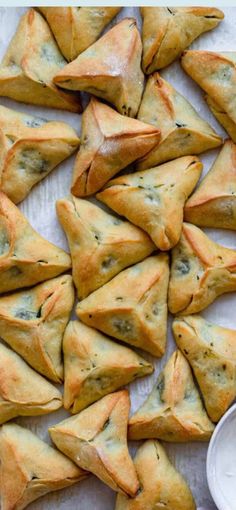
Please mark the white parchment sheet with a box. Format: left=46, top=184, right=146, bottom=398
left=0, top=6, right=235, bottom=510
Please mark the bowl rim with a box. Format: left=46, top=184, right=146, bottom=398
left=207, top=402, right=236, bottom=510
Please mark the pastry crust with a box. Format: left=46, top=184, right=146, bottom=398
left=0, top=192, right=71, bottom=294
left=141, top=7, right=224, bottom=73
left=173, top=315, right=236, bottom=422
left=128, top=350, right=214, bottom=442
left=69, top=98, right=160, bottom=196
left=54, top=18, right=144, bottom=117
left=76, top=254, right=169, bottom=358
left=56, top=196, right=155, bottom=299
left=0, top=9, right=81, bottom=112
left=63, top=321, right=153, bottom=413
left=0, top=275, right=74, bottom=382
left=168, top=223, right=236, bottom=315
left=0, top=423, right=87, bottom=510
left=115, top=440, right=196, bottom=510
left=185, top=140, right=236, bottom=229
left=181, top=50, right=236, bottom=126
left=0, top=342, right=62, bottom=424
left=50, top=391, right=139, bottom=496
left=38, top=7, right=121, bottom=61
left=137, top=73, right=222, bottom=169
left=97, top=156, right=202, bottom=250
left=0, top=104, right=79, bottom=203
left=205, top=94, right=236, bottom=142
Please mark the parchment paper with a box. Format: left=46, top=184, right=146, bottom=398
left=0, top=6, right=234, bottom=509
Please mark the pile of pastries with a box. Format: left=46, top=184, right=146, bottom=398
left=1, top=5, right=236, bottom=510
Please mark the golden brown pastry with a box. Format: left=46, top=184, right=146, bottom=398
left=206, top=95, right=236, bottom=142
left=97, top=156, right=202, bottom=251
left=0, top=423, right=87, bottom=510
left=185, top=140, right=236, bottom=229
left=0, top=275, right=74, bottom=382
left=141, top=7, right=224, bottom=73
left=0, top=9, right=81, bottom=112
left=0, top=105, right=79, bottom=203
left=173, top=315, right=236, bottom=422
left=76, top=254, right=169, bottom=358
left=128, top=350, right=214, bottom=442
left=0, top=342, right=62, bottom=424
left=38, top=7, right=121, bottom=61
left=69, top=98, right=160, bottom=196
left=50, top=391, right=139, bottom=496
left=181, top=51, right=236, bottom=126
left=0, top=191, right=71, bottom=294
left=168, top=223, right=236, bottom=315
left=115, top=440, right=196, bottom=510
left=54, top=18, right=144, bottom=117
left=56, top=196, right=155, bottom=299
left=137, top=73, right=222, bottom=169
left=63, top=321, right=153, bottom=413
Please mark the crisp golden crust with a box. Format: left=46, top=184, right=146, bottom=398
left=115, top=440, right=196, bottom=510
left=181, top=50, right=236, bottom=125
left=70, top=98, right=160, bottom=196
left=206, top=95, right=236, bottom=142
left=63, top=321, right=153, bottom=413
left=97, top=156, right=202, bottom=250
left=0, top=104, right=79, bottom=203
left=0, top=275, right=74, bottom=382
left=54, top=18, right=144, bottom=117
left=56, top=196, right=155, bottom=299
left=185, top=140, right=236, bottom=229
left=168, top=223, right=236, bottom=315
left=76, top=255, right=169, bottom=358
left=38, top=7, right=121, bottom=61
left=137, top=73, right=222, bottom=169
left=141, top=7, right=224, bottom=73
left=0, top=343, right=62, bottom=424
left=173, top=315, right=236, bottom=422
left=0, top=423, right=87, bottom=510
left=128, top=350, right=214, bottom=442
left=50, top=391, right=139, bottom=496
left=0, top=192, right=71, bottom=294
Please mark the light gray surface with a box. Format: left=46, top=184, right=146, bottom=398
left=1, top=6, right=235, bottom=509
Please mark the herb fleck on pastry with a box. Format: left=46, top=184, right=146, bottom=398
left=56, top=196, right=155, bottom=299
left=50, top=391, right=139, bottom=496
left=54, top=18, right=144, bottom=117
left=168, top=223, right=236, bottom=315
left=128, top=350, right=214, bottom=442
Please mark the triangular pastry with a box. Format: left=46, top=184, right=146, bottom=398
left=54, top=18, right=144, bottom=117
left=185, top=140, right=236, bottom=230
left=168, top=222, right=236, bottom=315
left=56, top=196, right=155, bottom=299
left=128, top=350, right=214, bottom=442
left=115, top=440, right=196, bottom=510
left=0, top=342, right=62, bottom=424
left=76, top=254, right=169, bottom=358
left=0, top=275, right=74, bottom=382
left=0, top=104, right=79, bottom=204
left=181, top=51, right=236, bottom=126
left=0, top=423, right=87, bottom=510
left=97, top=156, right=202, bottom=250
left=0, top=9, right=81, bottom=112
left=0, top=192, right=71, bottom=294
left=63, top=321, right=153, bottom=413
left=141, top=7, right=224, bottom=73
left=38, top=7, right=121, bottom=61
left=173, top=315, right=236, bottom=422
left=49, top=391, right=139, bottom=496
left=205, top=95, right=236, bottom=142
left=69, top=98, right=160, bottom=196
left=137, top=73, right=222, bottom=169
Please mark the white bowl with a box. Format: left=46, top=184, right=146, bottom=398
left=207, top=403, right=236, bottom=510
